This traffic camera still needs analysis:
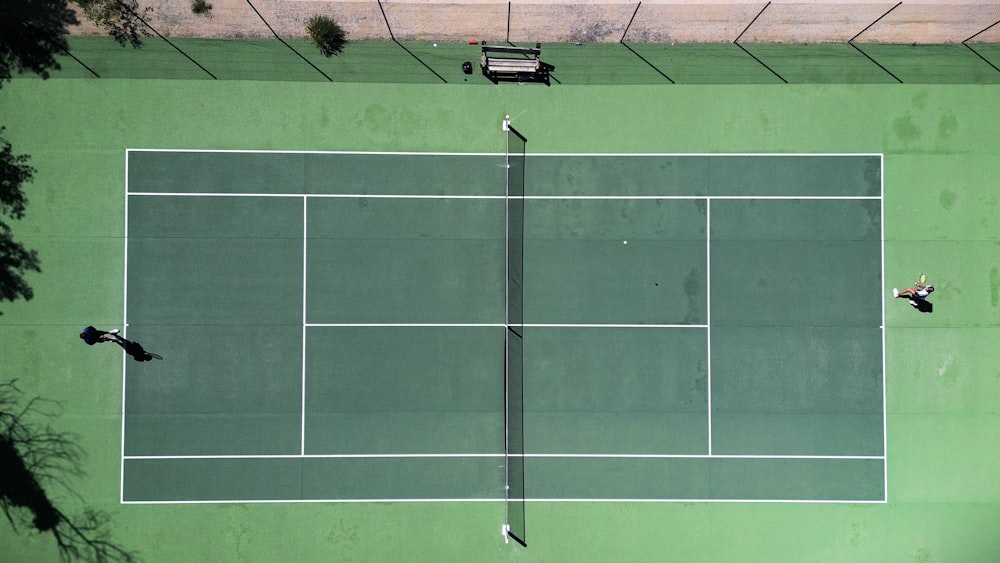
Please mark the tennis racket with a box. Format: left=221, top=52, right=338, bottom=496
left=918, top=273, right=927, bottom=284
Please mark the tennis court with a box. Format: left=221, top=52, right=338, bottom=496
left=121, top=141, right=886, bottom=521
left=8, top=3, right=999, bottom=551
left=5, top=58, right=1000, bottom=559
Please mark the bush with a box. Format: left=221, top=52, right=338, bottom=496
left=307, top=15, right=347, bottom=57
left=191, top=0, right=212, bottom=16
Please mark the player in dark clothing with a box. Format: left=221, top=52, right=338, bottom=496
left=79, top=326, right=120, bottom=345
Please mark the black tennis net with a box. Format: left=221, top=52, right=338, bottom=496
left=504, top=116, right=527, bottom=547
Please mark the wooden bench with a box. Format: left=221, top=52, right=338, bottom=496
left=482, top=57, right=540, bottom=74
left=480, top=44, right=547, bottom=84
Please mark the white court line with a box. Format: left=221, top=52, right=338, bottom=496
left=121, top=499, right=506, bottom=505
left=122, top=498, right=886, bottom=504
left=524, top=454, right=884, bottom=460
left=306, top=323, right=505, bottom=328
left=300, top=197, right=308, bottom=456
left=706, top=198, right=713, bottom=455
left=125, top=192, right=504, bottom=199
left=126, top=148, right=881, bottom=157
left=881, top=153, right=889, bottom=502
left=305, top=323, right=706, bottom=328
left=123, top=453, right=883, bottom=460
left=126, top=191, right=879, bottom=201
left=120, top=153, right=130, bottom=505
left=124, top=453, right=504, bottom=460
left=128, top=192, right=304, bottom=198
left=519, top=324, right=706, bottom=328
left=528, top=152, right=884, bottom=158
left=121, top=498, right=887, bottom=505
left=524, top=195, right=881, bottom=200
left=125, top=148, right=505, bottom=156
left=520, top=498, right=887, bottom=504
left=309, top=194, right=503, bottom=199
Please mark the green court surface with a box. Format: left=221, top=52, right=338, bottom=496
left=33, top=37, right=1000, bottom=84
left=2, top=70, right=1000, bottom=562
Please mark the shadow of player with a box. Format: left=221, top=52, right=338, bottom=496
left=111, top=336, right=163, bottom=362
left=909, top=297, right=933, bottom=313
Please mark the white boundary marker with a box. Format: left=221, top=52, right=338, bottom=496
left=880, top=153, right=889, bottom=503
left=305, top=323, right=707, bottom=328
left=126, top=192, right=879, bottom=201
left=301, top=197, right=308, bottom=456
left=126, top=148, right=881, bottom=157
left=120, top=498, right=887, bottom=505
left=123, top=453, right=883, bottom=460
left=705, top=198, right=713, bottom=455
left=120, top=152, right=130, bottom=505
left=121, top=149, right=887, bottom=505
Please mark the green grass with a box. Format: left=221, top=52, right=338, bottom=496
left=1, top=76, right=999, bottom=561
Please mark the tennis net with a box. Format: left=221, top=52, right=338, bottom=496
left=504, top=116, right=527, bottom=547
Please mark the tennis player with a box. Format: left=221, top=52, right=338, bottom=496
left=79, top=326, right=121, bottom=345
left=893, top=282, right=934, bottom=300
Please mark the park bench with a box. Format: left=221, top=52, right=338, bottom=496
left=480, top=44, right=548, bottom=84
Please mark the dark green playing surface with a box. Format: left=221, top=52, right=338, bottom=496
left=123, top=151, right=883, bottom=502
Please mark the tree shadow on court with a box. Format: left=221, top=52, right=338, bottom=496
left=0, top=130, right=42, bottom=316
left=909, top=298, right=933, bottom=313
left=111, top=336, right=162, bottom=362
left=0, top=379, right=140, bottom=561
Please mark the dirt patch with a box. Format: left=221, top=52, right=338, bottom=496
left=67, top=1, right=1000, bottom=44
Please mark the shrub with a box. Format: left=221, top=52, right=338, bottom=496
left=191, top=0, right=212, bottom=16
left=307, top=15, right=347, bottom=57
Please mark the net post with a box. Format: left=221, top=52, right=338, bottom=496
left=502, top=115, right=511, bottom=131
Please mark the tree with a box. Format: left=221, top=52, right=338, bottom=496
left=0, top=380, right=140, bottom=562
left=0, top=0, right=78, bottom=85
left=76, top=0, right=152, bottom=49
left=0, top=130, right=41, bottom=315
left=307, top=15, right=348, bottom=57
